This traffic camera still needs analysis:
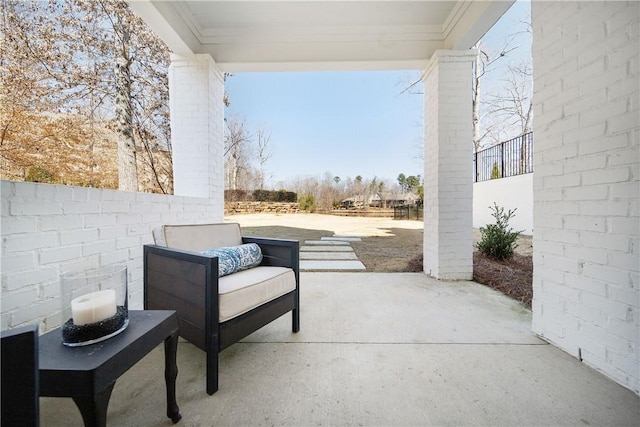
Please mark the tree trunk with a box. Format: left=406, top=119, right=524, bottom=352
left=472, top=55, right=482, bottom=152
left=231, top=154, right=238, bottom=190
left=114, top=15, right=138, bottom=192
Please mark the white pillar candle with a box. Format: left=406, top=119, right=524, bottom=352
left=71, top=290, right=117, bottom=325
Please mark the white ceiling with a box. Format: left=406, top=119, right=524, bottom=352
left=129, top=0, right=514, bottom=71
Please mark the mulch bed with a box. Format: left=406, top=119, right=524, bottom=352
left=472, top=251, right=533, bottom=308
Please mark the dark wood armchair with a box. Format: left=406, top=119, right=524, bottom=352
left=143, top=223, right=299, bottom=395
left=1, top=324, right=40, bottom=426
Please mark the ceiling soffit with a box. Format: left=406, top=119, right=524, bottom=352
left=129, top=1, right=514, bottom=71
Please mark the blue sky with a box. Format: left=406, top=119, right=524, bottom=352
left=224, top=1, right=530, bottom=188
left=225, top=70, right=423, bottom=187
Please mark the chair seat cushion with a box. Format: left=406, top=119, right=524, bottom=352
left=218, top=266, right=296, bottom=322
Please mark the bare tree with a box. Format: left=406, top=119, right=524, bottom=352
left=255, top=128, right=273, bottom=189
left=487, top=61, right=533, bottom=135
left=485, top=60, right=533, bottom=173
left=112, top=5, right=138, bottom=191
left=472, top=41, right=518, bottom=151
left=0, top=0, right=172, bottom=192
left=224, top=116, right=252, bottom=190
left=474, top=7, right=532, bottom=150
left=397, top=10, right=531, bottom=155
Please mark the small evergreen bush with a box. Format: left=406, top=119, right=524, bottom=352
left=490, top=162, right=501, bottom=179
left=298, top=193, right=317, bottom=212
left=476, top=203, right=522, bottom=260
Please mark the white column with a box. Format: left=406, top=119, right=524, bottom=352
left=422, top=50, right=476, bottom=280
left=168, top=53, right=225, bottom=212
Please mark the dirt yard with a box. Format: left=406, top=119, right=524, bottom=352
left=227, top=213, right=533, bottom=308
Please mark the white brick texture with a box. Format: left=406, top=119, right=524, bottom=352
left=169, top=53, right=225, bottom=214
left=422, top=50, right=476, bottom=280
left=1, top=181, right=222, bottom=333
left=532, top=1, right=639, bottom=394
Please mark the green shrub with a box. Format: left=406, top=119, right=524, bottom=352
left=253, top=189, right=297, bottom=202
left=276, top=190, right=297, bottom=202
left=476, top=203, right=522, bottom=260
left=298, top=193, right=316, bottom=212
left=490, top=162, right=501, bottom=179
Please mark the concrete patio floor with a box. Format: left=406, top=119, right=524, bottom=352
left=40, top=272, right=639, bottom=426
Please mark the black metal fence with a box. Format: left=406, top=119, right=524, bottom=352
left=474, top=132, right=533, bottom=182
left=393, top=205, right=423, bottom=221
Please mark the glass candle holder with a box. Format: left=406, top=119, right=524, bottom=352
left=60, top=264, right=129, bottom=346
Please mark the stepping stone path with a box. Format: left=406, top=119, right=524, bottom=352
left=300, top=236, right=366, bottom=271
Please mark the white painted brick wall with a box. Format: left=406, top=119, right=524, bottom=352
left=422, top=50, right=476, bottom=280
left=169, top=53, right=224, bottom=212
left=531, top=1, right=639, bottom=394
left=1, top=180, right=222, bottom=333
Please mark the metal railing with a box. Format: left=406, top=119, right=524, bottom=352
left=393, top=205, right=423, bottom=221
left=473, top=132, right=533, bottom=182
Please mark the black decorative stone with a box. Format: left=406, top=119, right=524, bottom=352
left=62, top=306, right=128, bottom=345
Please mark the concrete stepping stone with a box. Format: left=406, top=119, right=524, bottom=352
left=300, top=260, right=366, bottom=270
left=300, top=235, right=365, bottom=271
left=304, top=240, right=350, bottom=245
left=301, top=246, right=354, bottom=252
left=300, top=252, right=359, bottom=260
left=321, top=236, right=362, bottom=242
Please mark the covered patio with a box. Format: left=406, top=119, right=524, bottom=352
left=40, top=272, right=639, bottom=425
left=129, top=0, right=509, bottom=281
left=1, top=0, right=638, bottom=424
left=122, top=0, right=639, bottom=397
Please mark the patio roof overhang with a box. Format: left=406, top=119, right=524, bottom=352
left=128, top=0, right=514, bottom=72
left=125, top=0, right=515, bottom=280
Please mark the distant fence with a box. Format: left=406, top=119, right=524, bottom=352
left=393, top=205, right=423, bottom=221
left=330, top=208, right=394, bottom=218
left=474, top=132, right=533, bottom=182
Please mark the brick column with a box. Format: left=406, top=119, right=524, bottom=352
left=422, top=50, right=476, bottom=280
left=168, top=54, right=225, bottom=215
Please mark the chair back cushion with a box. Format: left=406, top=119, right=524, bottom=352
left=159, top=223, right=243, bottom=252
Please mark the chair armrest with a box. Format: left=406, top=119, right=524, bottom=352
left=143, top=244, right=219, bottom=350
left=242, top=237, right=299, bottom=270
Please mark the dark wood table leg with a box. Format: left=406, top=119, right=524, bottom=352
left=164, top=330, right=181, bottom=423
left=72, top=383, right=114, bottom=427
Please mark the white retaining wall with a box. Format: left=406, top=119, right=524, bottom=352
left=0, top=180, right=223, bottom=333
left=473, top=173, right=533, bottom=235
left=531, top=1, right=639, bottom=394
